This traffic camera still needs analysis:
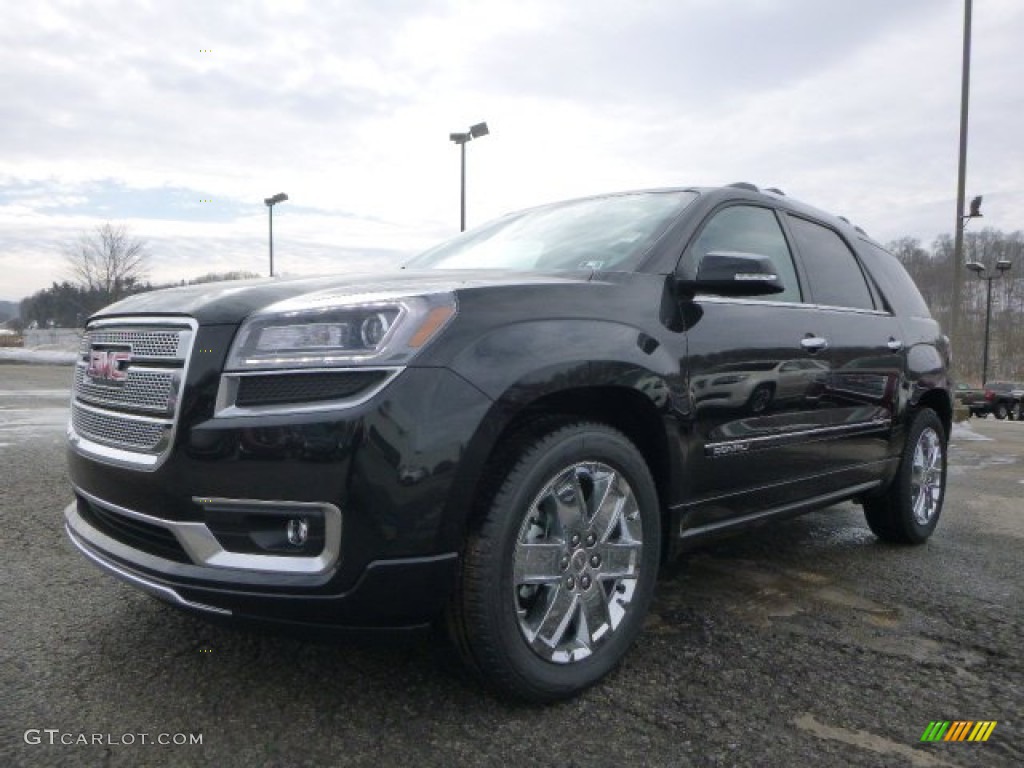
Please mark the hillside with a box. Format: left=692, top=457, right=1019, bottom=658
left=0, top=300, right=18, bottom=322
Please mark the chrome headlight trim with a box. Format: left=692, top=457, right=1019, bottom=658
left=225, top=291, right=457, bottom=372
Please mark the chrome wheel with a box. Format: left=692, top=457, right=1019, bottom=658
left=512, top=462, right=642, bottom=664
left=910, top=427, right=943, bottom=526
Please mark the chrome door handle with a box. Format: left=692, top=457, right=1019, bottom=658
left=887, top=338, right=904, bottom=351
left=801, top=336, right=828, bottom=352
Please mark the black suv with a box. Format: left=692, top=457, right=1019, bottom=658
left=64, top=184, right=952, bottom=702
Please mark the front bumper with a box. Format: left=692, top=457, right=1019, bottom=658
left=64, top=363, right=494, bottom=629
left=65, top=498, right=458, bottom=629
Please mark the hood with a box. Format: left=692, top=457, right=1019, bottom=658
left=90, top=269, right=592, bottom=325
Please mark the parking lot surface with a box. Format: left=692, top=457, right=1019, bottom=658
left=1, top=364, right=1020, bottom=767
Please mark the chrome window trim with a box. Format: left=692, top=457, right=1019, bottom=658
left=70, top=317, right=198, bottom=471
left=696, top=296, right=814, bottom=310
left=696, top=295, right=891, bottom=316
left=213, top=366, right=403, bottom=418
left=74, top=486, right=342, bottom=575
left=809, top=304, right=893, bottom=317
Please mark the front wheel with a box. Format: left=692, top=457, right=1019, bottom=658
left=863, top=409, right=946, bottom=544
left=747, top=384, right=774, bottom=414
left=994, top=402, right=1009, bottom=420
left=447, top=421, right=661, bottom=702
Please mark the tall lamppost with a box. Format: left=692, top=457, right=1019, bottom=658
left=949, top=0, right=974, bottom=357
left=966, top=258, right=1012, bottom=385
left=449, top=122, right=489, bottom=231
left=264, top=192, right=288, bottom=276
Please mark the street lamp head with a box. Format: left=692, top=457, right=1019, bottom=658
left=449, top=132, right=470, bottom=145
left=965, top=261, right=985, bottom=275
left=996, top=259, right=1012, bottom=273
left=264, top=192, right=289, bottom=207
left=469, top=122, right=489, bottom=138
left=968, top=195, right=983, bottom=218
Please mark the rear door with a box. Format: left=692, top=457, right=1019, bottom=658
left=783, top=214, right=903, bottom=485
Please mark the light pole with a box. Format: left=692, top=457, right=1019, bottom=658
left=264, top=192, right=288, bottom=276
left=449, top=122, right=489, bottom=231
left=949, top=0, right=973, bottom=358
left=966, top=259, right=1011, bottom=385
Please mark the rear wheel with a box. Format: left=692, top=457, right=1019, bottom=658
left=994, top=402, right=1009, bottom=420
left=863, top=409, right=946, bottom=544
left=447, top=421, right=660, bottom=702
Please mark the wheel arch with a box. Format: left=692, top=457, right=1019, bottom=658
left=443, top=378, right=679, bottom=559
left=914, top=387, right=953, bottom=439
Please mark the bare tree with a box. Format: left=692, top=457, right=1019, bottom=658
left=65, top=222, right=149, bottom=302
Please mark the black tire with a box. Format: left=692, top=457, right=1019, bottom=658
left=863, top=409, right=946, bottom=544
left=747, top=384, right=774, bottom=414
left=447, top=421, right=661, bottom=703
left=994, top=402, right=1008, bottom=420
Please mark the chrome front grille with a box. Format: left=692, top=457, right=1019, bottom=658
left=70, top=318, right=196, bottom=469
left=78, top=329, right=187, bottom=359
left=71, top=403, right=168, bottom=451
left=73, top=366, right=177, bottom=414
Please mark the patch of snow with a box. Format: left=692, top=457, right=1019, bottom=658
left=950, top=423, right=994, bottom=442
left=0, top=389, right=72, bottom=399
left=0, top=347, right=77, bottom=365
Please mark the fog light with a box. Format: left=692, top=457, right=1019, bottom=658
left=198, top=499, right=327, bottom=556
left=286, top=517, right=309, bottom=546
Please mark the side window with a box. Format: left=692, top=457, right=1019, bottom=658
left=785, top=216, right=875, bottom=310
left=859, top=241, right=933, bottom=318
left=689, top=205, right=802, bottom=303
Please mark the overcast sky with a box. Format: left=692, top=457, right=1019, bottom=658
left=2, top=0, right=1022, bottom=302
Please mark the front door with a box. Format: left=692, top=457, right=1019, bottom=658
left=678, top=204, right=839, bottom=530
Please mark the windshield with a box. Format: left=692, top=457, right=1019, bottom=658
left=405, top=190, right=697, bottom=272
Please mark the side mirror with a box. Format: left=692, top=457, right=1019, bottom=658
left=678, top=251, right=786, bottom=297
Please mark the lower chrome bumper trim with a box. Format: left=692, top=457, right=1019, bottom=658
left=66, top=524, right=232, bottom=616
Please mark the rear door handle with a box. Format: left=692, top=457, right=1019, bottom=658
left=801, top=335, right=828, bottom=352
left=887, top=337, right=904, bottom=351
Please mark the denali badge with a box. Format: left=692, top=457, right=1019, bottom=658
left=87, top=349, right=131, bottom=383
left=709, top=442, right=750, bottom=457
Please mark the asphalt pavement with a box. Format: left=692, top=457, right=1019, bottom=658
left=1, top=363, right=1020, bottom=767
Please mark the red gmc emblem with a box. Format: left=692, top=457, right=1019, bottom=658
left=87, top=349, right=131, bottom=383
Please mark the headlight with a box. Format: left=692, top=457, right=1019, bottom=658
left=226, top=292, right=456, bottom=371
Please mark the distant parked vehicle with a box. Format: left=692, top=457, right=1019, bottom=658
left=955, top=383, right=985, bottom=416
left=0, top=328, right=24, bottom=347
left=963, top=381, right=1024, bottom=420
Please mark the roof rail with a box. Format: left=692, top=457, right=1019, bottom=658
left=764, top=187, right=785, bottom=195
left=854, top=226, right=867, bottom=235
left=727, top=182, right=760, bottom=192
left=838, top=216, right=850, bottom=223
